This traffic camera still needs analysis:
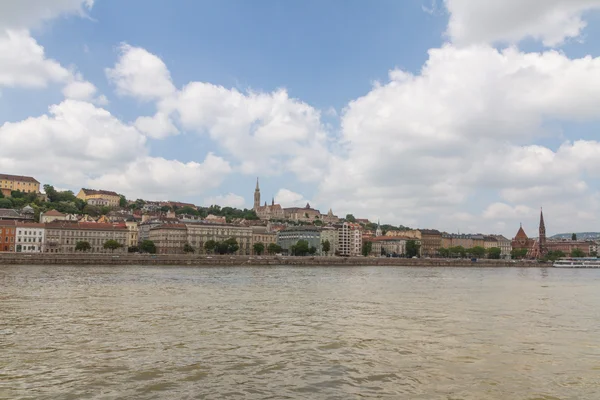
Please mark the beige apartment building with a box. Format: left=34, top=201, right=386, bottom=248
left=338, top=222, right=362, bottom=256
left=125, top=218, right=139, bottom=248
left=320, top=227, right=338, bottom=256
left=0, top=174, right=40, bottom=197
left=149, top=224, right=188, bottom=254
left=186, top=223, right=253, bottom=255
left=76, top=188, right=121, bottom=208
left=251, top=226, right=277, bottom=254
left=44, top=222, right=127, bottom=253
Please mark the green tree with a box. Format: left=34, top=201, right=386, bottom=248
left=406, top=240, right=421, bottom=258
left=176, top=206, right=199, bottom=216
left=309, top=246, right=317, bottom=255
left=345, top=214, right=356, bottom=223
left=204, top=240, right=217, bottom=254
left=450, top=246, right=467, bottom=258
left=119, top=195, right=127, bottom=208
left=183, top=243, right=195, bottom=253
left=0, top=198, right=13, bottom=208
left=511, top=248, right=528, bottom=259
left=224, top=238, right=239, bottom=254
left=75, top=241, right=91, bottom=252
left=160, top=205, right=172, bottom=213
left=544, top=250, right=566, bottom=261
left=267, top=243, right=282, bottom=255
left=486, top=247, right=502, bottom=259
left=0, top=190, right=4, bottom=198
left=128, top=246, right=139, bottom=253
left=314, top=219, right=323, bottom=226
left=293, top=240, right=310, bottom=256
left=321, top=239, right=331, bottom=255
left=82, top=204, right=100, bottom=217
left=253, top=242, right=265, bottom=255
left=140, top=240, right=157, bottom=254
left=438, top=248, right=451, bottom=257
left=362, top=241, right=373, bottom=256
left=572, top=233, right=577, bottom=240
left=100, top=206, right=111, bottom=215
left=103, top=239, right=122, bottom=252
left=43, top=184, right=59, bottom=202
left=571, top=248, right=585, bottom=258
left=471, top=246, right=486, bottom=258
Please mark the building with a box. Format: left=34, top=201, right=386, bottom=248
left=338, top=222, right=362, bottom=256
left=492, top=235, right=512, bottom=259
left=483, top=236, right=498, bottom=249
left=0, top=220, right=16, bottom=252
left=15, top=223, right=45, bottom=253
left=0, top=208, right=34, bottom=222
left=251, top=226, right=277, bottom=254
left=205, top=214, right=227, bottom=224
left=320, top=209, right=340, bottom=224
left=186, top=222, right=253, bottom=255
left=369, top=237, right=407, bottom=256
left=44, top=222, right=127, bottom=253
left=253, top=178, right=285, bottom=220
left=39, top=210, right=67, bottom=224
left=149, top=224, right=188, bottom=254
left=284, top=203, right=321, bottom=223
left=419, top=229, right=442, bottom=257
left=76, top=189, right=120, bottom=208
left=87, top=197, right=111, bottom=207
left=138, top=219, right=164, bottom=244
left=511, top=224, right=535, bottom=256
left=0, top=174, right=40, bottom=197
left=277, top=226, right=322, bottom=255
left=125, top=217, right=139, bottom=248
left=320, top=227, right=338, bottom=256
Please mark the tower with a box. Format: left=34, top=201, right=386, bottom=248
left=538, top=208, right=547, bottom=256
left=375, top=219, right=382, bottom=237
left=253, top=177, right=261, bottom=210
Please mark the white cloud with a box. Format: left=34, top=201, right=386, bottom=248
left=0, top=0, right=93, bottom=31
left=203, top=193, right=246, bottom=208
left=0, top=30, right=70, bottom=88
left=274, top=189, right=314, bottom=208
left=134, top=112, right=178, bottom=139
left=106, top=43, right=176, bottom=101
left=445, top=0, right=600, bottom=46
left=62, top=74, right=107, bottom=105
left=316, top=44, right=600, bottom=235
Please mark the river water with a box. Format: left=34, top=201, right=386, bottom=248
left=1, top=265, right=599, bottom=399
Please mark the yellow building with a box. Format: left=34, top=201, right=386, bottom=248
left=0, top=174, right=40, bottom=196
left=76, top=188, right=121, bottom=208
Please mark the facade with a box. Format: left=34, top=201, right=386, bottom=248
left=251, top=226, right=277, bottom=254
left=149, top=224, right=188, bottom=254
left=0, top=174, right=40, bottom=196
left=253, top=178, right=285, bottom=220
left=186, top=222, right=253, bottom=255
left=76, top=189, right=120, bottom=208
left=0, top=208, right=34, bottom=222
left=492, top=235, right=512, bottom=259
left=138, top=220, right=164, bottom=244
left=44, top=222, right=127, bottom=253
left=546, top=240, right=593, bottom=257
left=320, top=209, right=340, bottom=224
left=370, top=237, right=408, bottom=256
left=15, top=223, right=45, bottom=253
left=0, top=220, right=16, bottom=252
left=483, top=236, right=498, bottom=249
left=471, top=234, right=485, bottom=248
left=320, top=227, right=338, bottom=256
left=88, top=197, right=111, bottom=207
left=511, top=225, right=535, bottom=256
left=419, top=229, right=442, bottom=257
left=277, top=226, right=322, bottom=255
left=284, top=203, right=321, bottom=223
left=338, top=222, right=362, bottom=256
left=125, top=219, right=139, bottom=248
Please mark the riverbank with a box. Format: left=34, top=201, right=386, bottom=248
left=0, top=253, right=545, bottom=267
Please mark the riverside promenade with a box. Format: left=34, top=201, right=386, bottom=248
left=0, top=253, right=542, bottom=267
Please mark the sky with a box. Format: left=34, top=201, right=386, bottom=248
left=2, top=0, right=600, bottom=237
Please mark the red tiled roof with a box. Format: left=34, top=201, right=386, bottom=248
left=16, top=222, right=45, bottom=228
left=45, top=221, right=127, bottom=230
left=0, top=174, right=39, bottom=183
left=0, top=220, right=16, bottom=226
left=81, top=188, right=119, bottom=197
left=43, top=209, right=66, bottom=216
left=150, top=223, right=187, bottom=230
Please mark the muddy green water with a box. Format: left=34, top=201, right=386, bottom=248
left=1, top=266, right=599, bottom=399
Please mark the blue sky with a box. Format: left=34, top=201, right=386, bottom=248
left=2, top=0, right=600, bottom=236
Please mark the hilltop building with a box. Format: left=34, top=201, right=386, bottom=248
left=76, top=189, right=120, bottom=208
left=253, top=178, right=284, bottom=220
left=0, top=173, right=40, bottom=197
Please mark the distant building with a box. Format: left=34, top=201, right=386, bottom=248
left=0, top=173, right=40, bottom=197
left=44, top=222, right=127, bottom=253
left=320, top=227, right=338, bottom=256
left=0, top=208, right=34, bottom=222
left=149, top=224, right=188, bottom=254
left=337, top=222, right=362, bottom=256
left=186, top=222, right=253, bottom=255
left=15, top=223, right=45, bottom=253
left=369, top=236, right=415, bottom=257
left=125, top=217, right=139, bottom=248
left=77, top=189, right=120, bottom=208
left=0, top=220, right=16, bottom=252
left=320, top=209, right=340, bottom=224
left=419, top=229, right=442, bottom=257
left=253, top=178, right=284, bottom=220
left=284, top=203, right=321, bottom=223
left=277, top=226, right=322, bottom=255
left=492, top=235, right=512, bottom=259
left=251, top=226, right=277, bottom=254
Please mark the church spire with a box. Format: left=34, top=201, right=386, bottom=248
left=255, top=177, right=260, bottom=191
left=538, top=207, right=547, bottom=257
left=253, top=177, right=261, bottom=210
left=375, top=219, right=382, bottom=237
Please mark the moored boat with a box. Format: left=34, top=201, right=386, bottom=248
left=552, top=258, right=600, bottom=268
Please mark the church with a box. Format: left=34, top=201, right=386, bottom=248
left=252, top=178, right=284, bottom=220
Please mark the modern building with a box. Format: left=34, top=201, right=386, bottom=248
left=251, top=226, right=277, bottom=254
left=186, top=222, right=253, bottom=255
left=149, top=224, right=188, bottom=254
left=337, top=222, right=362, bottom=256
left=0, top=173, right=40, bottom=197
left=44, top=222, right=127, bottom=253
left=76, top=189, right=120, bottom=208
left=277, top=226, right=322, bottom=255
left=0, top=220, right=16, bottom=252
left=253, top=178, right=284, bottom=220
left=40, top=209, right=68, bottom=223
left=15, top=223, right=45, bottom=253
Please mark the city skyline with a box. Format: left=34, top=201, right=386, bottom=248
left=2, top=1, right=600, bottom=237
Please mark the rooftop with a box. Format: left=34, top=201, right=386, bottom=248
left=0, top=174, right=39, bottom=183
left=80, top=188, right=119, bottom=197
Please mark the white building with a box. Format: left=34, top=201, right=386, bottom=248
left=338, top=222, right=362, bottom=256
left=15, top=223, right=45, bottom=253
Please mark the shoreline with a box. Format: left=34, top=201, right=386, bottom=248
left=0, top=254, right=546, bottom=267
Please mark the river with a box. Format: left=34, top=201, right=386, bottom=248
left=1, top=265, right=599, bottom=399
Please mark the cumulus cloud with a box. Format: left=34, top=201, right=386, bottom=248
left=134, top=112, right=178, bottom=139
left=203, top=193, right=246, bottom=208
left=0, top=0, right=93, bottom=31
left=316, top=45, right=600, bottom=234
left=445, top=0, right=600, bottom=46
left=275, top=189, right=314, bottom=208
left=106, top=43, right=176, bottom=101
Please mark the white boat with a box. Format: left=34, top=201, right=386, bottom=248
left=552, top=258, right=600, bottom=268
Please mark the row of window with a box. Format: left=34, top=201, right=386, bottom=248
left=17, top=230, right=42, bottom=236
left=0, top=237, right=15, bottom=243
left=17, top=237, right=42, bottom=243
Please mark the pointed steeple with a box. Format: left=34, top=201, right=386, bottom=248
left=272, top=197, right=275, bottom=206
left=375, top=219, right=382, bottom=237
left=538, top=207, right=547, bottom=256
left=253, top=177, right=261, bottom=210
left=255, top=177, right=260, bottom=190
